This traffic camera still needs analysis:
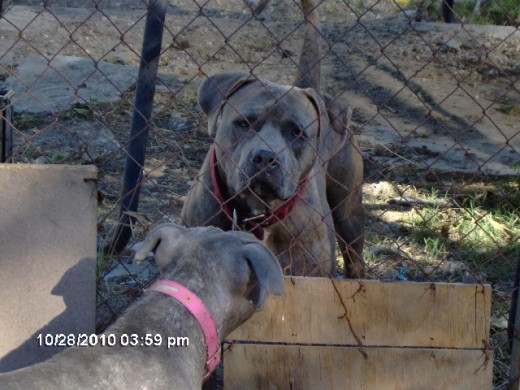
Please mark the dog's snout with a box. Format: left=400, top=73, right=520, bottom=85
left=252, top=150, right=278, bottom=170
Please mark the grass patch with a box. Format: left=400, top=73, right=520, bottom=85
left=16, top=114, right=45, bottom=129
left=59, top=102, right=94, bottom=121
left=174, top=86, right=198, bottom=108
left=399, top=0, right=519, bottom=26
left=408, top=205, right=450, bottom=240
left=482, top=173, right=520, bottom=213
left=406, top=198, right=519, bottom=282
left=21, top=145, right=39, bottom=160
left=498, top=103, right=516, bottom=115
left=456, top=205, right=519, bottom=280
left=454, top=0, right=520, bottom=26
left=423, top=236, right=449, bottom=260
left=457, top=203, right=516, bottom=248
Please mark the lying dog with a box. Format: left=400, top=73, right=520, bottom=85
left=0, top=224, right=284, bottom=389
left=182, top=0, right=365, bottom=278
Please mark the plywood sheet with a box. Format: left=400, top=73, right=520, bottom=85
left=228, top=277, right=491, bottom=349
left=224, top=344, right=493, bottom=390
left=0, top=164, right=97, bottom=372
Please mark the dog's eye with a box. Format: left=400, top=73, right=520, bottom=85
left=238, top=120, right=249, bottom=128
left=291, top=126, right=304, bottom=139
left=236, top=116, right=259, bottom=129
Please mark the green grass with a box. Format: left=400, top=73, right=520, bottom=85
left=406, top=197, right=519, bottom=282
left=403, top=174, right=519, bottom=273
left=174, top=86, right=198, bottom=108
left=458, top=203, right=514, bottom=247
left=454, top=0, right=519, bottom=26
left=423, top=236, right=448, bottom=260
left=498, top=103, right=516, bottom=115
left=16, top=114, right=45, bottom=129
left=408, top=205, right=448, bottom=239
left=50, top=154, right=65, bottom=164
left=58, top=102, right=94, bottom=121
left=21, top=145, right=39, bottom=160
left=400, top=0, right=519, bottom=26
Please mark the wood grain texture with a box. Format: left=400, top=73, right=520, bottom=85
left=227, top=277, right=491, bottom=349
left=223, top=344, right=493, bottom=390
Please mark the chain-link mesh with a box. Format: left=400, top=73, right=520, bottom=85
left=0, top=0, right=518, bottom=387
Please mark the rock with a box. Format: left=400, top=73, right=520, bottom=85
left=20, top=120, right=121, bottom=162
left=33, top=156, right=49, bottom=164
left=447, top=261, right=469, bottom=273
left=102, top=258, right=149, bottom=281
left=173, top=39, right=190, bottom=49
left=395, top=267, right=409, bottom=281
left=169, top=114, right=192, bottom=132
left=3, top=56, right=138, bottom=114
left=368, top=244, right=410, bottom=259
left=490, top=315, right=508, bottom=330
left=363, top=181, right=398, bottom=201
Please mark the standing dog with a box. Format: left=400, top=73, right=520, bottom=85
left=182, top=0, right=365, bottom=278
left=0, top=224, right=284, bottom=389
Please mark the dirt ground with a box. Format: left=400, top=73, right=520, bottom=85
left=1, top=0, right=519, bottom=387
left=1, top=0, right=518, bottom=174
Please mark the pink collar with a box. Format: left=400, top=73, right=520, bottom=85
left=210, top=146, right=307, bottom=240
left=147, top=280, right=220, bottom=380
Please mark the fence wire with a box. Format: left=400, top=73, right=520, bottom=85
left=0, top=0, right=518, bottom=387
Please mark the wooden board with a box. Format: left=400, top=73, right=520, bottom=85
left=0, top=165, right=97, bottom=372
left=223, top=344, right=493, bottom=390
left=227, top=277, right=491, bottom=349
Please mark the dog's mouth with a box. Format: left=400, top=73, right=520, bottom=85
left=237, top=183, right=279, bottom=214
left=236, top=176, right=296, bottom=215
left=227, top=157, right=301, bottom=215
left=251, top=179, right=288, bottom=201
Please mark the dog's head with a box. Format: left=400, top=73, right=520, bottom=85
left=198, top=73, right=351, bottom=215
left=134, top=223, right=284, bottom=336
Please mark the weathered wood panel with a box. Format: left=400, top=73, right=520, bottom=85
left=227, top=277, right=491, bottom=349
left=0, top=165, right=97, bottom=372
left=224, top=345, right=493, bottom=390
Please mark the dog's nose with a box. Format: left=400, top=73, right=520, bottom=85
left=252, top=150, right=278, bottom=170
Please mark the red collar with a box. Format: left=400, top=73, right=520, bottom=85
left=147, top=280, right=220, bottom=380
left=210, top=146, right=307, bottom=240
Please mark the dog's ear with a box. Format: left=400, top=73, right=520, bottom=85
left=303, top=90, right=352, bottom=163
left=323, top=94, right=352, bottom=136
left=323, top=94, right=354, bottom=160
left=198, top=73, right=256, bottom=137
left=133, top=224, right=185, bottom=273
left=241, top=243, right=284, bottom=308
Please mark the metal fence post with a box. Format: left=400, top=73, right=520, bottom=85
left=104, top=0, right=168, bottom=254
left=510, top=253, right=520, bottom=389
left=0, top=89, right=14, bottom=163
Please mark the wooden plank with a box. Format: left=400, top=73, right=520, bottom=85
left=223, top=344, right=493, bottom=390
left=0, top=165, right=97, bottom=372
left=508, top=253, right=520, bottom=389
left=227, top=277, right=491, bottom=349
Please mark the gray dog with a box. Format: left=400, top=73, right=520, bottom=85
left=0, top=224, right=284, bottom=389
left=182, top=0, right=364, bottom=278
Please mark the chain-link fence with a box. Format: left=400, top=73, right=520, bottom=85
left=0, top=0, right=518, bottom=387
